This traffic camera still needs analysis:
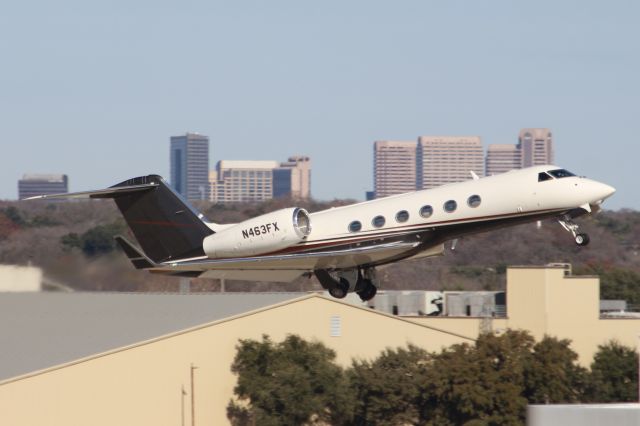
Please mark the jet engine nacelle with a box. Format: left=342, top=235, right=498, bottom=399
left=202, top=207, right=311, bottom=258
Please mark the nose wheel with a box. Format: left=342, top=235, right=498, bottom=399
left=558, top=216, right=590, bottom=246
left=574, top=233, right=590, bottom=246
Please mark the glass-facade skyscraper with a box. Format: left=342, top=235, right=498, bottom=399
left=170, top=133, right=210, bottom=201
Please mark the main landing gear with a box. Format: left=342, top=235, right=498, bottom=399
left=314, top=268, right=378, bottom=301
left=558, top=215, right=590, bottom=246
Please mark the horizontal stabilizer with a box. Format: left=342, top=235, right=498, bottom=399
left=22, top=183, right=158, bottom=201
left=25, top=174, right=214, bottom=263
left=115, top=236, right=156, bottom=269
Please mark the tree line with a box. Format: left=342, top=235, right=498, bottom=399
left=227, top=332, right=638, bottom=426
left=0, top=202, right=638, bottom=295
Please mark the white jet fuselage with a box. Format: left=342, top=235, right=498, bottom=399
left=26, top=164, right=615, bottom=299
left=303, top=165, right=612, bottom=247
left=171, top=165, right=615, bottom=286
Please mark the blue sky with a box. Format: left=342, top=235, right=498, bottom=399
left=1, top=1, right=638, bottom=209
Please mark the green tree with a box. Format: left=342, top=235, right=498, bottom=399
left=347, top=332, right=537, bottom=425
left=80, top=223, right=122, bottom=256
left=60, top=221, right=125, bottom=256
left=227, top=334, right=353, bottom=426
left=2, top=206, right=26, bottom=226
left=419, top=331, right=585, bottom=425
left=0, top=213, right=19, bottom=239
left=524, top=336, right=588, bottom=403
left=422, top=331, right=533, bottom=425
left=348, top=345, right=430, bottom=425
left=60, top=233, right=82, bottom=251
left=586, top=340, right=639, bottom=402
left=29, top=214, right=60, bottom=227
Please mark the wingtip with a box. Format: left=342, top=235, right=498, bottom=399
left=22, top=195, right=47, bottom=201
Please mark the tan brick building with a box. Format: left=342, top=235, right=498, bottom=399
left=416, top=136, right=484, bottom=189
left=485, top=129, right=554, bottom=176
left=485, top=143, right=521, bottom=176
left=519, top=128, right=554, bottom=167
left=373, top=140, right=417, bottom=198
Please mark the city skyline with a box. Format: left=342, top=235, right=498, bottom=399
left=4, top=127, right=613, bottom=203
left=374, top=130, right=552, bottom=198
left=0, top=2, right=637, bottom=209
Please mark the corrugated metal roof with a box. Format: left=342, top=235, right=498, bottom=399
left=0, top=292, right=304, bottom=381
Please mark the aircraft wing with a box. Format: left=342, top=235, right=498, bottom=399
left=140, top=240, right=444, bottom=282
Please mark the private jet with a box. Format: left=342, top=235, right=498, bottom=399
left=26, top=165, right=615, bottom=301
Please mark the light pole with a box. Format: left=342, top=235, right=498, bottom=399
left=181, top=385, right=187, bottom=426
left=191, top=364, right=198, bottom=426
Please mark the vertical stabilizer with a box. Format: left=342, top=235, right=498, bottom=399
left=105, top=175, right=214, bottom=262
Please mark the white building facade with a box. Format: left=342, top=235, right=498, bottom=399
left=209, top=157, right=311, bottom=203
left=417, top=136, right=484, bottom=189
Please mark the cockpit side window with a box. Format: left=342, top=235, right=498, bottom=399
left=538, top=172, right=553, bottom=182
left=548, top=169, right=576, bottom=178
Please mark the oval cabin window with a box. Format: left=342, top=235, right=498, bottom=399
left=467, top=195, right=481, bottom=208
left=372, top=215, right=386, bottom=228
left=444, top=200, right=457, bottom=213
left=395, top=210, right=409, bottom=223
left=419, top=205, right=433, bottom=218
left=348, top=221, right=362, bottom=233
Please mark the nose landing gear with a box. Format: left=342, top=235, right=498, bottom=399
left=558, top=216, right=590, bottom=246
left=574, top=233, right=590, bottom=246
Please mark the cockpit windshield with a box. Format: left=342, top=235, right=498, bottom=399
left=548, top=169, right=576, bottom=178
left=538, top=172, right=553, bottom=182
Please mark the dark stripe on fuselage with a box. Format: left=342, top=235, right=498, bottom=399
left=259, top=207, right=569, bottom=260
left=161, top=207, right=570, bottom=270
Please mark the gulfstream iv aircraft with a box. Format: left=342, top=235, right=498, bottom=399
left=27, top=165, right=615, bottom=301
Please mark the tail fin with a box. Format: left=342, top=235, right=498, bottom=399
left=26, top=175, right=214, bottom=263
left=107, top=175, right=214, bottom=263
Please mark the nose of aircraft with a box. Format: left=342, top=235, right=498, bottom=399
left=590, top=180, right=616, bottom=203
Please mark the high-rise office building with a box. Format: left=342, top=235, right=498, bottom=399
left=518, top=128, right=554, bottom=167
left=373, top=141, right=417, bottom=198
left=373, top=130, right=553, bottom=192
left=210, top=156, right=312, bottom=203
left=417, top=136, right=484, bottom=189
left=485, top=144, right=521, bottom=176
left=170, top=133, right=210, bottom=201
left=210, top=161, right=278, bottom=203
left=18, top=174, right=68, bottom=199
left=485, top=129, right=554, bottom=176
left=273, top=156, right=311, bottom=199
